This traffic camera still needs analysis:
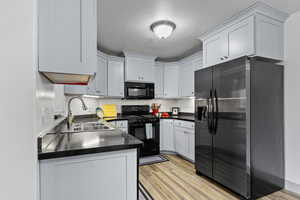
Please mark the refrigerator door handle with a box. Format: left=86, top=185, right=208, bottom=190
left=207, top=89, right=214, bottom=133
left=213, top=89, right=219, bottom=133
left=206, top=97, right=211, bottom=133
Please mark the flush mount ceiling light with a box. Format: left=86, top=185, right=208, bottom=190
left=150, top=20, right=176, bottom=39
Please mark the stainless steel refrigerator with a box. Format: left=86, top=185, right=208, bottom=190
left=195, top=56, right=284, bottom=199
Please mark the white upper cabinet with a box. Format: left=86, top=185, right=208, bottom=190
left=227, top=16, right=255, bottom=60
left=179, top=52, right=203, bottom=97
left=38, top=0, right=97, bottom=75
left=107, top=56, right=125, bottom=97
left=200, top=2, right=288, bottom=67
left=203, top=31, right=228, bottom=67
left=255, top=14, right=284, bottom=59
left=87, top=53, right=108, bottom=96
left=124, top=52, right=156, bottom=82
left=179, top=62, right=195, bottom=97
left=154, top=62, right=165, bottom=98
left=163, top=63, right=179, bottom=98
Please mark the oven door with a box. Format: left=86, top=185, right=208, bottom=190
left=129, top=122, right=159, bottom=156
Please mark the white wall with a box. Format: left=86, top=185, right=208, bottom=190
left=284, top=11, right=300, bottom=194
left=66, top=97, right=195, bottom=116
left=36, top=73, right=65, bottom=135
left=0, top=0, right=37, bottom=199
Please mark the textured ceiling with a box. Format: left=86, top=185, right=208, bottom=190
left=98, top=0, right=300, bottom=61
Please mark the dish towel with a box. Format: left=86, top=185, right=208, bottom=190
left=145, top=123, right=153, bottom=139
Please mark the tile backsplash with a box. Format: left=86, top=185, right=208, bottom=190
left=66, top=97, right=195, bottom=116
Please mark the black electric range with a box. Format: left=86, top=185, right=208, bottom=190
left=122, top=105, right=160, bottom=157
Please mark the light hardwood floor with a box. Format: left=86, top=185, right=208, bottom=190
left=139, top=155, right=300, bottom=200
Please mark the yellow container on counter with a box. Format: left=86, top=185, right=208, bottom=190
left=101, top=104, right=117, bottom=118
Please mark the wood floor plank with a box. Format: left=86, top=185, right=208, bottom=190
left=139, top=155, right=300, bottom=200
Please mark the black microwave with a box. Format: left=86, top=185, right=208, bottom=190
left=124, top=82, right=154, bottom=99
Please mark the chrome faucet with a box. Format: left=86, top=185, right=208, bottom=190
left=67, top=96, right=88, bottom=129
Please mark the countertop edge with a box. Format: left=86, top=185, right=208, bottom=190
left=38, top=143, right=142, bottom=160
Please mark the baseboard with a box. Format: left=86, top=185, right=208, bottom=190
left=285, top=180, right=300, bottom=197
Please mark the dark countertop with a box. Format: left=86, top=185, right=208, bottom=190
left=38, top=118, right=143, bottom=160
left=160, top=113, right=195, bottom=122
left=73, top=113, right=195, bottom=122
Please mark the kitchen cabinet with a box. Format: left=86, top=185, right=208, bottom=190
left=203, top=31, right=228, bottom=67
left=179, top=61, right=195, bottom=97
left=107, top=56, right=124, bottom=97
left=40, top=149, right=137, bottom=200
left=154, top=62, right=165, bottom=98
left=203, top=17, right=254, bottom=67
left=227, top=16, right=254, bottom=60
left=124, top=52, right=155, bottom=82
left=87, top=53, right=108, bottom=96
left=163, top=63, right=179, bottom=98
left=160, top=119, right=175, bottom=152
left=174, top=127, right=186, bottom=156
left=160, top=119, right=195, bottom=161
left=200, top=4, right=287, bottom=67
left=174, top=120, right=195, bottom=161
left=38, top=0, right=97, bottom=76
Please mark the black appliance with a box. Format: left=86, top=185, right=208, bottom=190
left=124, top=82, right=154, bottom=99
left=195, top=57, right=284, bottom=199
left=122, top=105, right=159, bottom=157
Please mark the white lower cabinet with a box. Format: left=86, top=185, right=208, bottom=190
left=161, top=119, right=195, bottom=162
left=40, top=149, right=137, bottom=200
left=174, top=127, right=187, bottom=156
left=160, top=119, right=175, bottom=152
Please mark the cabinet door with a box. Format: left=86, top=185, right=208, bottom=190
left=107, top=58, right=124, bottom=97
left=140, top=60, right=155, bottom=82
left=174, top=127, right=187, bottom=156
left=186, top=129, right=195, bottom=161
left=161, top=120, right=175, bottom=151
left=164, top=64, right=179, bottom=98
left=39, top=0, right=97, bottom=75
left=94, top=55, right=108, bottom=96
left=125, top=58, right=154, bottom=82
left=125, top=58, right=141, bottom=82
left=40, top=150, right=137, bottom=200
left=255, top=14, right=284, bottom=60
left=87, top=55, right=107, bottom=96
left=154, top=63, right=164, bottom=98
left=228, top=16, right=254, bottom=60
left=203, top=32, right=228, bottom=67
left=180, top=62, right=195, bottom=97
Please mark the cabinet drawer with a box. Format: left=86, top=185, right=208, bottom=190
left=174, top=120, right=194, bottom=129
